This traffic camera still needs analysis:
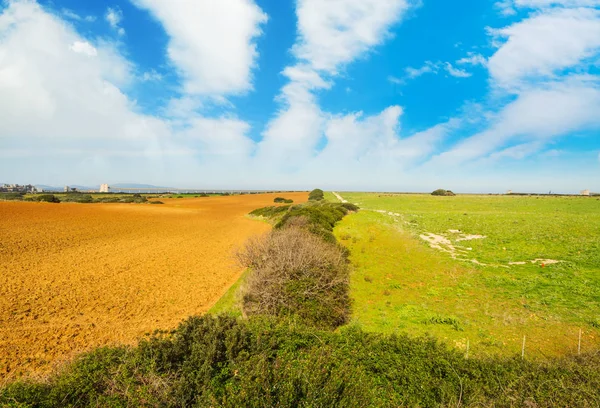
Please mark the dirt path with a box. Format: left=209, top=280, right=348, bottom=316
left=0, top=193, right=307, bottom=381
left=332, top=192, right=347, bottom=203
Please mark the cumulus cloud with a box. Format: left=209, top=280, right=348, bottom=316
left=257, top=0, right=414, bottom=173
left=293, top=0, right=411, bottom=74
left=487, top=7, right=600, bottom=89
left=2, top=0, right=598, bottom=192
left=131, top=0, right=267, bottom=96
left=69, top=41, right=97, bottom=57
left=0, top=0, right=255, bottom=187
left=426, top=78, right=600, bottom=166
left=422, top=0, right=600, bottom=175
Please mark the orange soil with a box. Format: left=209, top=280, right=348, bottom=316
left=0, top=193, right=307, bottom=381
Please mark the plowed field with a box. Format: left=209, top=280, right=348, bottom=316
left=0, top=193, right=307, bottom=380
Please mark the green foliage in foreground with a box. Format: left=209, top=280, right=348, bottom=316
left=2, top=315, right=599, bottom=408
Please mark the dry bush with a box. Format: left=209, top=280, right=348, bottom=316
left=237, top=227, right=350, bottom=329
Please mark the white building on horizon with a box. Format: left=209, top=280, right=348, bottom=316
left=99, top=184, right=110, bottom=193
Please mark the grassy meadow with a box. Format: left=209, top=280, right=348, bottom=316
left=328, top=192, right=600, bottom=359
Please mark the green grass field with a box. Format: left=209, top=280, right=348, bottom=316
left=328, top=192, right=600, bottom=359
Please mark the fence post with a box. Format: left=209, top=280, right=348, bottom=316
left=521, top=335, right=526, bottom=359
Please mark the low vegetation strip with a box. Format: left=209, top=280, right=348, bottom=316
left=237, top=190, right=359, bottom=328
left=2, top=314, right=600, bottom=407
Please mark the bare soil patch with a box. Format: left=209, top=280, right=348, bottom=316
left=0, top=193, right=307, bottom=380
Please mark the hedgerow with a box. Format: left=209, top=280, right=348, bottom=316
left=2, top=315, right=600, bottom=407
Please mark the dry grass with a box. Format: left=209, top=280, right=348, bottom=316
left=237, top=226, right=350, bottom=328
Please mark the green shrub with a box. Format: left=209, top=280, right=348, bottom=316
left=308, top=188, right=324, bottom=201
left=274, top=197, right=294, bottom=204
left=62, top=194, right=94, bottom=203
left=431, top=189, right=456, bottom=196
left=0, top=192, right=24, bottom=201
left=341, top=202, right=359, bottom=212
left=35, top=194, right=61, bottom=203
left=3, top=315, right=600, bottom=407
left=249, top=205, right=290, bottom=219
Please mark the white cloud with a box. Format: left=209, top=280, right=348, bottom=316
left=495, top=0, right=600, bottom=15
left=105, top=7, right=125, bottom=36
left=488, top=7, right=600, bottom=89
left=293, top=0, right=411, bottom=74
left=257, top=0, right=414, bottom=173
left=486, top=141, right=545, bottom=160
left=131, top=0, right=267, bottom=96
left=456, top=53, right=487, bottom=67
left=426, top=78, right=600, bottom=166
left=391, top=60, right=473, bottom=84
left=444, top=62, right=472, bottom=78
left=513, top=0, right=600, bottom=8
left=62, top=8, right=95, bottom=22
left=140, top=69, right=163, bottom=82
left=69, top=41, right=97, bottom=57
left=405, top=61, right=440, bottom=78
left=0, top=0, right=255, bottom=187
left=495, top=0, right=517, bottom=15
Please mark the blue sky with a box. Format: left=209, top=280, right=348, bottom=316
left=0, top=0, right=599, bottom=192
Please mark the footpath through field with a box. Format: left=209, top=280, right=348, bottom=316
left=0, top=193, right=307, bottom=381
